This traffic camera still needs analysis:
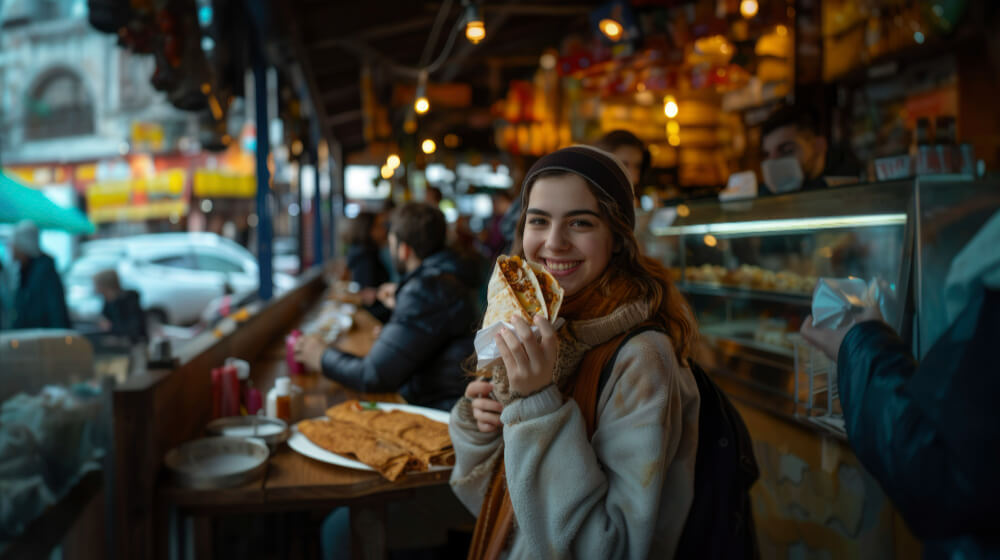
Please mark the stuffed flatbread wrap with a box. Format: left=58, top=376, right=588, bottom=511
left=482, top=255, right=563, bottom=328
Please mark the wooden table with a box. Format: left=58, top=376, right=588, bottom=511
left=159, top=304, right=454, bottom=560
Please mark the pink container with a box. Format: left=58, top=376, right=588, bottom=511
left=285, top=330, right=305, bottom=375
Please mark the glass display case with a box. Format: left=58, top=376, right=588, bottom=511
left=639, top=177, right=1000, bottom=434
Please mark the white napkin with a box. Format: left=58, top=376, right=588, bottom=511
left=474, top=318, right=565, bottom=370
left=810, top=278, right=883, bottom=329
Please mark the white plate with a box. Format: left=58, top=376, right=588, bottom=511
left=288, top=402, right=451, bottom=473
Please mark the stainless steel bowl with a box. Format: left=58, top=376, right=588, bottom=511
left=205, top=415, right=289, bottom=446
left=164, top=436, right=269, bottom=489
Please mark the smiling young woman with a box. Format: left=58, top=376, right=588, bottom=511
left=449, top=145, right=701, bottom=559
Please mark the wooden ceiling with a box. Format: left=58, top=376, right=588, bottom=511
left=272, top=1, right=599, bottom=154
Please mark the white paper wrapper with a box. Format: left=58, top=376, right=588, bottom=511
left=811, top=277, right=889, bottom=329
left=474, top=318, right=564, bottom=370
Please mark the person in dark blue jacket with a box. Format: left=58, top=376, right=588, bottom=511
left=11, top=221, right=71, bottom=330
left=297, top=202, right=478, bottom=411
left=801, top=238, right=1000, bottom=559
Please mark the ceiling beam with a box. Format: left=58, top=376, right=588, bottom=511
left=307, top=16, right=438, bottom=50
left=327, top=110, right=363, bottom=126
left=423, top=2, right=592, bottom=16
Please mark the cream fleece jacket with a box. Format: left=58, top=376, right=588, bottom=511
left=449, top=330, right=700, bottom=559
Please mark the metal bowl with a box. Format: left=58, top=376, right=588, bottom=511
left=205, top=415, right=289, bottom=446
left=164, top=436, right=269, bottom=489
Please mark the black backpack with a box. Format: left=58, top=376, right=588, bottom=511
left=598, top=327, right=760, bottom=559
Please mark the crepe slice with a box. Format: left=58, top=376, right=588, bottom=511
left=326, top=402, right=453, bottom=469
left=483, top=255, right=555, bottom=329
left=297, top=418, right=411, bottom=481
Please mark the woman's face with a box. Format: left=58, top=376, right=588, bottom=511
left=522, top=174, right=614, bottom=297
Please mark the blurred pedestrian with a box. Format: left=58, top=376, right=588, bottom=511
left=94, top=268, right=147, bottom=343
left=801, top=210, right=1000, bottom=560
left=10, top=220, right=71, bottom=330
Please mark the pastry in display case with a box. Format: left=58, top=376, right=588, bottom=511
left=640, top=178, right=1000, bottom=434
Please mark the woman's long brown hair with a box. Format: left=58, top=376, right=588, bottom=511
left=513, top=170, right=698, bottom=362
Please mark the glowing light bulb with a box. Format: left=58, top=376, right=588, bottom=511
left=703, top=234, right=718, bottom=247
left=666, top=121, right=680, bottom=135
left=415, top=96, right=430, bottom=114
left=466, top=20, right=485, bottom=44
left=740, top=0, right=759, bottom=18
left=387, top=154, right=401, bottom=169
left=663, top=96, right=679, bottom=119
left=381, top=165, right=393, bottom=180
left=421, top=139, right=436, bottom=154
left=599, top=18, right=623, bottom=41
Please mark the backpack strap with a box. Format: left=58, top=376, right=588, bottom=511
left=572, top=325, right=663, bottom=439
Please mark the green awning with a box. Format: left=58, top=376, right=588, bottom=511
left=0, top=172, right=95, bottom=234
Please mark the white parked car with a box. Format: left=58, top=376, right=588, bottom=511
left=65, top=233, right=296, bottom=326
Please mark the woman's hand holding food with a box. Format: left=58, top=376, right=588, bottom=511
left=466, top=379, right=503, bottom=433
left=495, top=314, right=558, bottom=397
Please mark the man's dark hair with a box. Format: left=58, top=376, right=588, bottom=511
left=390, top=202, right=446, bottom=259
left=595, top=129, right=651, bottom=179
left=760, top=105, right=821, bottom=140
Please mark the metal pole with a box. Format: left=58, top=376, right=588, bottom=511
left=310, top=142, right=323, bottom=267
left=252, top=32, right=273, bottom=301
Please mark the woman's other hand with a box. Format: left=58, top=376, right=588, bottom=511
left=465, top=379, right=503, bottom=433
left=495, top=314, right=558, bottom=397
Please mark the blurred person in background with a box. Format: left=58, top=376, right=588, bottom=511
left=94, top=269, right=147, bottom=343
left=801, top=210, right=1000, bottom=560
left=343, top=211, right=392, bottom=322
left=481, top=190, right=513, bottom=261
left=10, top=220, right=71, bottom=330
left=759, top=105, right=861, bottom=194
left=595, top=129, right=650, bottom=201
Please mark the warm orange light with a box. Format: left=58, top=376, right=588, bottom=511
left=403, top=119, right=417, bottom=134
left=421, top=139, right=437, bottom=154
left=668, top=134, right=681, bottom=147
left=414, top=96, right=430, bottom=114
left=466, top=20, right=485, bottom=44
left=663, top=95, right=679, bottom=119
left=666, top=121, right=680, bottom=135
left=776, top=24, right=789, bottom=36
left=677, top=204, right=690, bottom=217
left=444, top=134, right=460, bottom=148
left=599, top=18, right=623, bottom=41
left=387, top=154, right=401, bottom=169
left=704, top=234, right=718, bottom=247
left=381, top=165, right=393, bottom=180
left=740, top=0, right=759, bottom=18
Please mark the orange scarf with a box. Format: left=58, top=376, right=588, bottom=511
left=467, top=272, right=642, bottom=560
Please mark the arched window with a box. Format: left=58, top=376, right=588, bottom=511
left=25, top=70, right=94, bottom=140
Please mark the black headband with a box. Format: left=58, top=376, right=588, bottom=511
left=521, top=146, right=636, bottom=229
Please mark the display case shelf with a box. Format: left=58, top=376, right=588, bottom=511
left=679, top=282, right=812, bottom=306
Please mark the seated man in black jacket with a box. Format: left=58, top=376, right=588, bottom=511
left=296, top=202, right=478, bottom=411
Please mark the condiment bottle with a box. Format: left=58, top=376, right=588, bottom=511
left=266, top=377, right=292, bottom=422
